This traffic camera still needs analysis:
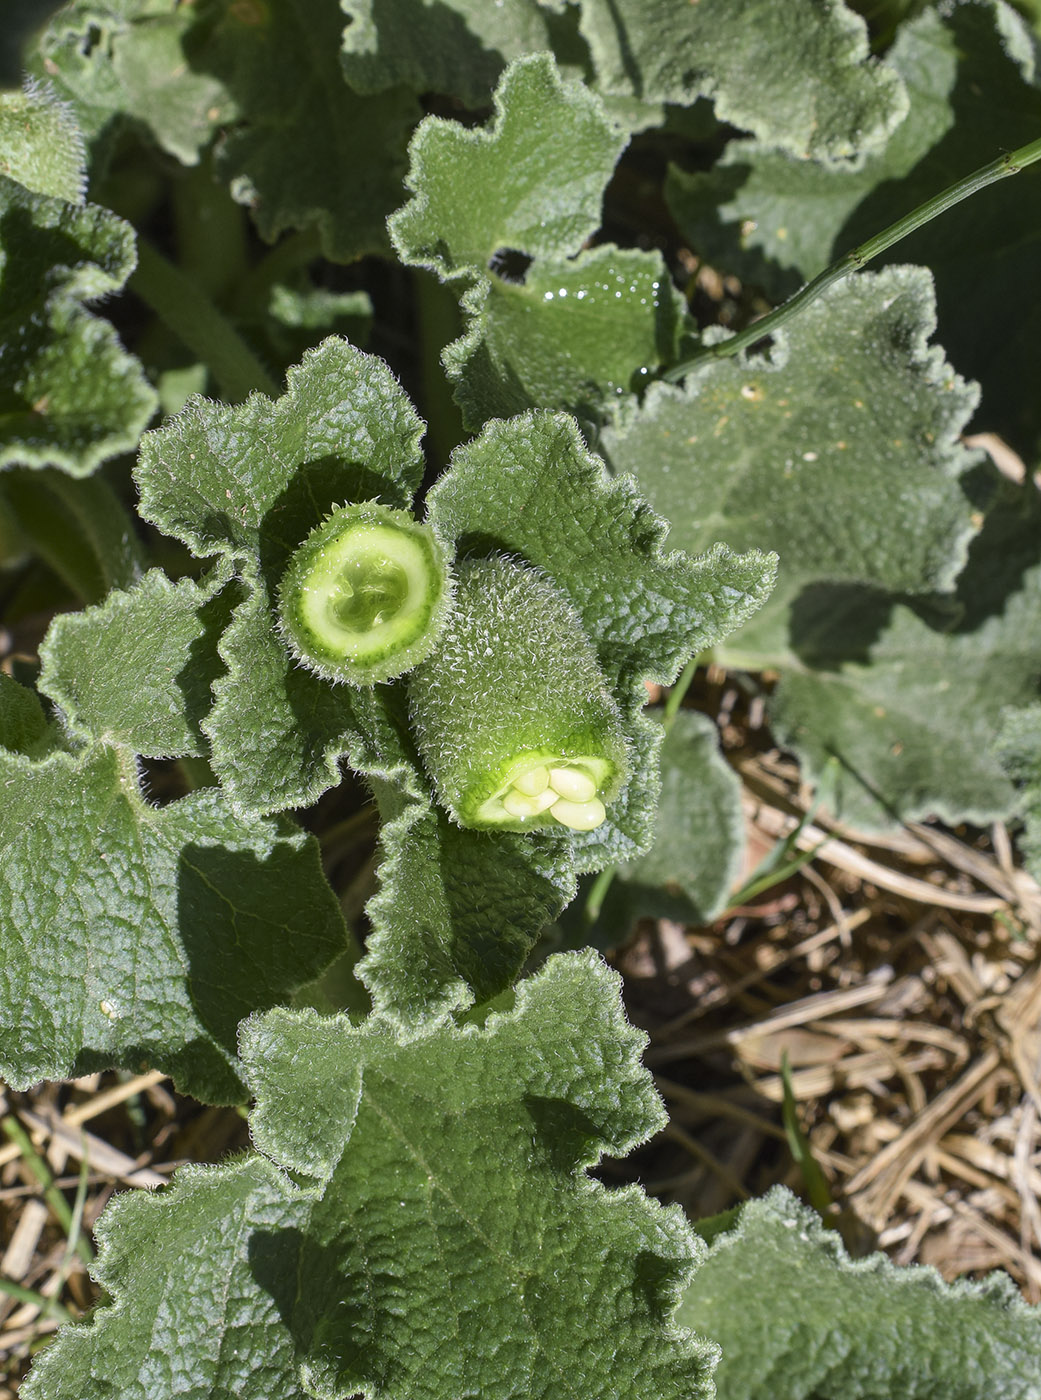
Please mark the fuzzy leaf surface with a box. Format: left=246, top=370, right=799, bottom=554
left=360, top=766, right=577, bottom=1024
left=0, top=743, right=346, bottom=1102
left=770, top=474, right=1041, bottom=828
left=341, top=0, right=554, bottom=107
left=601, top=268, right=980, bottom=663
left=0, top=676, right=63, bottom=759
left=391, top=54, right=686, bottom=429
left=678, top=1187, right=1041, bottom=1399
left=578, top=0, right=907, bottom=162
left=20, top=1157, right=309, bottom=1400
left=134, top=337, right=426, bottom=813
left=0, top=176, right=157, bottom=475
left=135, top=337, right=425, bottom=564
left=447, top=244, right=685, bottom=428
left=427, top=410, right=775, bottom=866
left=33, top=0, right=233, bottom=164
left=38, top=566, right=234, bottom=758
left=0, top=81, right=85, bottom=202
left=609, top=710, right=744, bottom=931
left=187, top=0, right=420, bottom=259
left=390, top=53, right=627, bottom=277
left=25, top=953, right=713, bottom=1400
left=669, top=0, right=1041, bottom=455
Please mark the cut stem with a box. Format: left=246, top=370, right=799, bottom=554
left=665, top=135, right=1041, bottom=381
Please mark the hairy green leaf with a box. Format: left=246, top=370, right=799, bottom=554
left=578, top=0, right=907, bottom=162
left=427, top=410, right=776, bottom=865
left=390, top=53, right=686, bottom=427
left=135, top=337, right=426, bottom=813
left=0, top=742, right=347, bottom=1103
left=0, top=175, right=157, bottom=475
left=135, top=336, right=424, bottom=564
left=447, top=244, right=686, bottom=428
left=361, top=771, right=577, bottom=1023
left=33, top=0, right=233, bottom=165
left=770, top=473, right=1041, bottom=828
left=0, top=80, right=85, bottom=203
left=25, top=953, right=714, bottom=1400
left=341, top=0, right=554, bottom=107
left=608, top=709, right=745, bottom=932
left=187, top=0, right=420, bottom=260
left=601, top=268, right=980, bottom=663
left=390, top=53, right=627, bottom=278
left=0, top=675, right=63, bottom=759
left=669, top=0, right=1041, bottom=455
left=20, top=1157, right=310, bottom=1400
left=38, top=565, right=234, bottom=757
left=678, top=1187, right=1041, bottom=1399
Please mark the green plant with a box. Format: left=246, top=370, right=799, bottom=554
left=2, top=1, right=1041, bottom=1395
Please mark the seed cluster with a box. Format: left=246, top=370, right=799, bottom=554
left=501, top=762, right=607, bottom=831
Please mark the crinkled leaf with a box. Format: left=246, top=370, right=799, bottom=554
left=33, top=0, right=233, bottom=166
left=20, top=1157, right=310, bottom=1400
left=135, top=336, right=425, bottom=563
left=25, top=953, right=714, bottom=1400
left=187, top=0, right=420, bottom=260
left=670, top=1, right=1041, bottom=456
left=678, top=1187, right=1041, bottom=1400
left=205, top=579, right=408, bottom=814
left=995, top=702, right=1041, bottom=882
left=391, top=54, right=683, bottom=429
left=0, top=80, right=85, bottom=202
left=429, top=411, right=774, bottom=702
left=0, top=467, right=145, bottom=602
left=601, top=268, right=980, bottom=663
left=390, top=53, right=627, bottom=278
left=0, top=742, right=347, bottom=1103
left=360, top=768, right=577, bottom=1024
left=135, top=337, right=427, bottom=813
left=447, top=243, right=686, bottom=428
left=211, top=613, right=572, bottom=1024
left=38, top=565, right=234, bottom=758
left=770, top=473, right=1041, bottom=829
left=0, top=176, right=157, bottom=475
left=341, top=0, right=554, bottom=107
left=603, top=710, right=744, bottom=936
left=427, top=410, right=776, bottom=864
left=0, top=675, right=63, bottom=759
left=579, top=0, right=907, bottom=163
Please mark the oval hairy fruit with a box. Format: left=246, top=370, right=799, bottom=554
left=408, top=555, right=630, bottom=833
left=278, top=502, right=451, bottom=685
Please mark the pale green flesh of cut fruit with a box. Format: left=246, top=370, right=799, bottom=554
left=297, top=524, right=432, bottom=662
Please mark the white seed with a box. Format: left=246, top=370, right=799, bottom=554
left=550, top=796, right=607, bottom=831
left=503, top=788, right=557, bottom=819
left=513, top=765, right=549, bottom=797
left=548, top=766, right=596, bottom=803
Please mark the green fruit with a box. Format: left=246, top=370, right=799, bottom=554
left=277, top=502, right=451, bottom=685
left=408, top=555, right=630, bottom=833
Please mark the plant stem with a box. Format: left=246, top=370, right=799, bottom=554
left=665, top=134, right=1041, bottom=381
left=663, top=656, right=699, bottom=730
left=131, top=239, right=279, bottom=402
